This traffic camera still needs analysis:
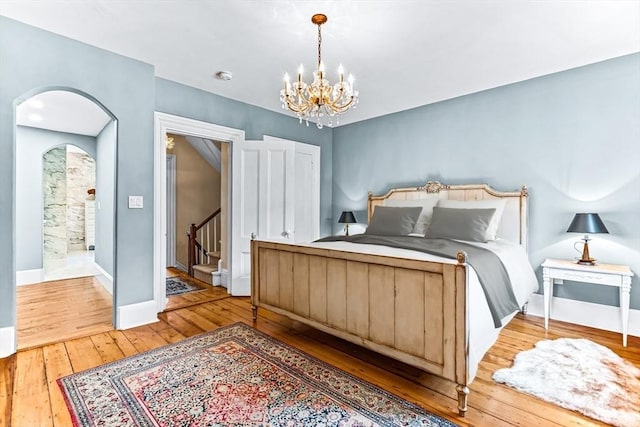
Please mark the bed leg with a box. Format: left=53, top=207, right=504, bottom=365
left=456, top=384, right=469, bottom=417
left=251, top=305, right=258, bottom=322
left=520, top=301, right=529, bottom=315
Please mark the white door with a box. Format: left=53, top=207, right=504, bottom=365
left=230, top=139, right=295, bottom=296
left=293, top=143, right=320, bottom=243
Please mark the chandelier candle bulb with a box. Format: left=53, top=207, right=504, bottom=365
left=339, top=64, right=344, bottom=82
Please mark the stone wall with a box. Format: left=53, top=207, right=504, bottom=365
left=42, top=145, right=95, bottom=260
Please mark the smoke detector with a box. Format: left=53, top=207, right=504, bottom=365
left=215, top=71, right=233, bottom=81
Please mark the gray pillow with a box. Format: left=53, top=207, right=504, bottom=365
left=425, top=207, right=497, bottom=242
left=365, top=206, right=422, bottom=236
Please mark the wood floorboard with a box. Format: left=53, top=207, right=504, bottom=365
left=11, top=348, right=53, bottom=427
left=41, top=343, right=74, bottom=427
left=2, top=296, right=637, bottom=426
left=0, top=355, right=15, bottom=427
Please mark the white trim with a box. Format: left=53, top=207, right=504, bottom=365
left=527, top=293, right=640, bottom=338
left=0, top=327, right=16, bottom=357
left=221, top=268, right=229, bottom=288
left=116, top=300, right=158, bottom=330
left=16, top=268, right=44, bottom=286
left=94, top=262, right=113, bottom=294
left=166, top=154, right=177, bottom=267
left=154, top=112, right=244, bottom=310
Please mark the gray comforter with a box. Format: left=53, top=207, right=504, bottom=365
left=315, top=234, right=520, bottom=328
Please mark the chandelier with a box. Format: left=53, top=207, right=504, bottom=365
left=280, top=14, right=358, bottom=129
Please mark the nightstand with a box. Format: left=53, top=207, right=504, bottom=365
left=542, top=258, right=633, bottom=346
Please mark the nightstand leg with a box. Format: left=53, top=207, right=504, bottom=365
left=620, top=277, right=631, bottom=347
left=543, top=267, right=551, bottom=330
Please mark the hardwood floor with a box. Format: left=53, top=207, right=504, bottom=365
left=16, top=268, right=227, bottom=351
left=164, top=268, right=230, bottom=311
left=16, top=276, right=113, bottom=350
left=3, top=292, right=637, bottom=426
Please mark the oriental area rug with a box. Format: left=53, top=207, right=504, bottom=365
left=58, top=322, right=458, bottom=426
left=493, top=338, right=640, bottom=427
left=165, top=276, right=204, bottom=296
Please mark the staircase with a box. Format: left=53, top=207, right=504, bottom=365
left=188, top=208, right=222, bottom=286
left=193, top=258, right=221, bottom=285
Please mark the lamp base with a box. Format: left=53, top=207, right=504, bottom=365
left=575, top=238, right=596, bottom=265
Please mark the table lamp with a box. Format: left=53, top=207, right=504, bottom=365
left=338, top=211, right=357, bottom=236
left=566, top=213, right=609, bottom=265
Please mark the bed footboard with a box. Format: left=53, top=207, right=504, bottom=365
left=251, top=240, right=470, bottom=416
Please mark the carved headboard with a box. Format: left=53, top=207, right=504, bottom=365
left=368, top=181, right=528, bottom=249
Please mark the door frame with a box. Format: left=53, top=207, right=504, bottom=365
left=153, top=113, right=244, bottom=312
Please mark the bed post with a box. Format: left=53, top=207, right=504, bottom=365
left=251, top=239, right=259, bottom=322
left=456, top=385, right=469, bottom=416
left=455, top=250, right=469, bottom=417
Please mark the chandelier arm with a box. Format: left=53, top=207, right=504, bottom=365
left=324, top=95, right=357, bottom=112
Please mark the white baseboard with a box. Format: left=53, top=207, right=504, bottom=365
left=94, top=262, right=113, bottom=294
left=0, top=326, right=16, bottom=357
left=16, top=269, right=44, bottom=286
left=116, top=300, right=158, bottom=330
left=527, top=293, right=640, bottom=338
left=221, top=268, right=228, bottom=288
left=175, top=261, right=188, bottom=272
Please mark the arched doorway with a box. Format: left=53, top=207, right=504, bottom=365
left=14, top=89, right=117, bottom=349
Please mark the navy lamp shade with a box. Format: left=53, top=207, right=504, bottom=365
left=338, top=211, right=357, bottom=236
left=566, top=213, right=609, bottom=265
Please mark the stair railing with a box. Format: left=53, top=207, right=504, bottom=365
left=188, top=208, right=221, bottom=276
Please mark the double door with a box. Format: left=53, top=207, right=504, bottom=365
left=231, top=136, right=320, bottom=295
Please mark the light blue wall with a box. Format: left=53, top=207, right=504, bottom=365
left=154, top=78, right=334, bottom=235
left=0, top=16, right=334, bottom=331
left=333, top=54, right=640, bottom=310
left=0, top=16, right=155, bottom=327
left=95, top=121, right=117, bottom=277
left=15, top=126, right=97, bottom=271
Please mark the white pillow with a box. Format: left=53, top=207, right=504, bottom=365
left=436, top=199, right=506, bottom=240
left=383, top=198, right=440, bottom=235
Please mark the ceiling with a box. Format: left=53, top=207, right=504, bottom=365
left=16, top=91, right=111, bottom=136
left=2, top=0, right=639, bottom=131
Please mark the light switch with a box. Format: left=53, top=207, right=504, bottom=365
left=128, top=195, right=143, bottom=209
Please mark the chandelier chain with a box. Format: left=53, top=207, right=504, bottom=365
left=317, top=23, right=322, bottom=69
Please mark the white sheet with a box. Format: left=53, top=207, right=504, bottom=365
left=300, top=238, right=539, bottom=382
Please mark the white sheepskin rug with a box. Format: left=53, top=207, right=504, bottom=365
left=493, top=338, right=640, bottom=427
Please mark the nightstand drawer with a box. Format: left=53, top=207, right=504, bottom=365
left=547, top=267, right=621, bottom=287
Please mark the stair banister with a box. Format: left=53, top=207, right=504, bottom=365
left=187, top=208, right=222, bottom=277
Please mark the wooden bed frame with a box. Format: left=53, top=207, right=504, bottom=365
left=251, top=181, right=528, bottom=416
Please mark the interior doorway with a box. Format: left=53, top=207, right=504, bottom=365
left=154, top=113, right=244, bottom=311
left=164, top=133, right=227, bottom=287
left=14, top=89, right=117, bottom=349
